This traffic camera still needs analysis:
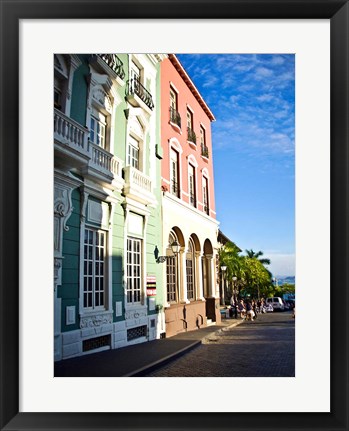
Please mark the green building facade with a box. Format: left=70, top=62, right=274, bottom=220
left=54, top=54, right=166, bottom=361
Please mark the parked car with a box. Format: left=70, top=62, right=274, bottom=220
left=266, top=297, right=285, bottom=311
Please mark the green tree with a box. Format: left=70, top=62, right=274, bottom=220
left=219, top=242, right=246, bottom=301
left=271, top=283, right=295, bottom=298
left=241, top=257, right=273, bottom=299
left=245, top=249, right=271, bottom=266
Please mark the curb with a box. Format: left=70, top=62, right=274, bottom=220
left=202, top=319, right=245, bottom=343
left=128, top=319, right=245, bottom=376
left=124, top=340, right=201, bottom=377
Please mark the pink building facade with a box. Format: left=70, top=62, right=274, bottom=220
left=159, top=54, right=221, bottom=337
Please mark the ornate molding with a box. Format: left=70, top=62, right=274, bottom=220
left=125, top=309, right=147, bottom=320
left=54, top=185, right=74, bottom=231
left=79, top=187, right=89, bottom=223
left=80, top=312, right=113, bottom=329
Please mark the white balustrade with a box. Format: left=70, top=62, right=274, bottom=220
left=90, top=143, right=112, bottom=172
left=111, top=156, right=123, bottom=177
left=124, top=166, right=152, bottom=193
left=54, top=108, right=88, bottom=152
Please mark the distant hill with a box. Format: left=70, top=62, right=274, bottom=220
left=275, top=276, right=295, bottom=285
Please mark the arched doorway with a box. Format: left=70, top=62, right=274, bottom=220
left=202, top=239, right=216, bottom=321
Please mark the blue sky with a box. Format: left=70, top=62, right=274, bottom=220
left=177, top=54, right=295, bottom=277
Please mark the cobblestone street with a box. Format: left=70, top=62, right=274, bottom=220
left=144, top=311, right=295, bottom=377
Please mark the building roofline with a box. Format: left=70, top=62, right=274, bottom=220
left=218, top=229, right=242, bottom=252
left=168, top=54, right=216, bottom=122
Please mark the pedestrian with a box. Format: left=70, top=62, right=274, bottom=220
left=252, top=300, right=258, bottom=319
left=245, top=300, right=255, bottom=321
left=229, top=296, right=238, bottom=319
left=237, top=299, right=246, bottom=319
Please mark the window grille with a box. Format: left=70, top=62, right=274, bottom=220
left=83, top=334, right=111, bottom=352
left=127, top=325, right=147, bottom=341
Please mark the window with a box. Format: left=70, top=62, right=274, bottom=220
left=200, top=126, right=209, bottom=157
left=54, top=55, right=69, bottom=113
left=83, top=228, right=106, bottom=309
left=186, top=239, right=196, bottom=301
left=90, top=109, right=106, bottom=149
left=129, top=61, right=141, bottom=96
left=54, top=54, right=81, bottom=116
left=126, top=237, right=142, bottom=304
left=187, top=109, right=196, bottom=144
left=127, top=136, right=140, bottom=169
left=203, top=177, right=209, bottom=215
left=169, top=87, right=181, bottom=128
left=200, top=126, right=205, bottom=145
left=170, top=149, right=179, bottom=197
left=54, top=77, right=63, bottom=110
left=127, top=59, right=154, bottom=110
left=166, top=232, right=178, bottom=303
left=188, top=164, right=196, bottom=207
left=187, top=110, right=193, bottom=130
left=131, top=61, right=141, bottom=83
left=170, top=88, right=177, bottom=111
left=166, top=257, right=177, bottom=303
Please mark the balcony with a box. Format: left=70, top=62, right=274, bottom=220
left=54, top=109, right=124, bottom=185
left=126, top=78, right=154, bottom=111
left=123, top=166, right=156, bottom=206
left=54, top=108, right=90, bottom=170
left=99, top=54, right=125, bottom=80
left=86, top=143, right=117, bottom=181
left=89, top=54, right=125, bottom=82
left=187, top=127, right=196, bottom=145
left=189, top=193, right=196, bottom=207
left=171, top=180, right=180, bottom=198
left=201, top=143, right=209, bottom=159
left=169, top=107, right=181, bottom=130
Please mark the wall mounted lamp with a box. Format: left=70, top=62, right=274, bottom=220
left=154, top=241, right=180, bottom=264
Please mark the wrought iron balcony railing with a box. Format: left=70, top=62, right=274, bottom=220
left=99, top=54, right=125, bottom=80
left=187, top=127, right=196, bottom=144
left=204, top=204, right=210, bottom=215
left=127, top=78, right=154, bottom=110
left=169, top=107, right=181, bottom=129
left=171, top=179, right=179, bottom=197
left=189, top=193, right=196, bottom=207
left=201, top=143, right=209, bottom=158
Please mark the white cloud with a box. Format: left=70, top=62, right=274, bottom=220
left=254, top=66, right=274, bottom=79
left=265, top=253, right=295, bottom=277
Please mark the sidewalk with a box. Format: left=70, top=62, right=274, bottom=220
left=54, top=317, right=244, bottom=377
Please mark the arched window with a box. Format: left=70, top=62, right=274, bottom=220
left=54, top=54, right=81, bottom=116
left=186, top=237, right=196, bottom=301
left=166, top=232, right=178, bottom=303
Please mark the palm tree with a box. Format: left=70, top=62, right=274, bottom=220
left=245, top=249, right=271, bottom=266
left=219, top=242, right=246, bottom=301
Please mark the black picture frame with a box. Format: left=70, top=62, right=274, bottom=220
left=1, top=1, right=348, bottom=430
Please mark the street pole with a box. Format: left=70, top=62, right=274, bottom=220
left=221, top=266, right=227, bottom=306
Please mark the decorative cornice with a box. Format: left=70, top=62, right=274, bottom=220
left=80, top=312, right=113, bottom=329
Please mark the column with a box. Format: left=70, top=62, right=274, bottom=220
left=179, top=247, right=189, bottom=303
left=206, top=254, right=217, bottom=298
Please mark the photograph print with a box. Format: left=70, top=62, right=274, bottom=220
left=53, top=53, right=295, bottom=377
